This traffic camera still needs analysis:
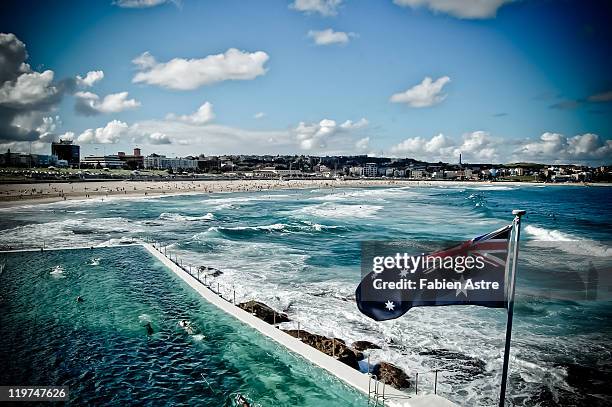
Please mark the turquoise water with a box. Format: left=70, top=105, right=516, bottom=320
left=0, top=246, right=367, bottom=406
left=0, top=183, right=611, bottom=406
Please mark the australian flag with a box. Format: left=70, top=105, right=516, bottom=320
left=355, top=224, right=513, bottom=322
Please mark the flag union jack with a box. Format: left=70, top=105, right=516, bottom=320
left=356, top=224, right=513, bottom=322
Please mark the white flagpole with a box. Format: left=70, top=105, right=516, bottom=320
left=499, top=209, right=526, bottom=407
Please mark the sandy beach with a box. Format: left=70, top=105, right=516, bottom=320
left=0, top=178, right=600, bottom=208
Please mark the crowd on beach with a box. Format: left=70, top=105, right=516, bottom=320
left=0, top=178, right=435, bottom=205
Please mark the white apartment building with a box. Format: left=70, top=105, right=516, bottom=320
left=144, top=155, right=198, bottom=170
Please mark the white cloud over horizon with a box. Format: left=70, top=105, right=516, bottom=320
left=390, top=131, right=612, bottom=164
left=515, top=132, right=612, bottom=163
left=166, top=102, right=215, bottom=124
left=308, top=28, right=356, bottom=45
left=393, top=0, right=513, bottom=19
left=77, top=120, right=130, bottom=144
left=390, top=76, right=451, bottom=108
left=74, top=91, right=141, bottom=115
left=294, top=118, right=369, bottom=151
left=290, top=0, right=342, bottom=16
left=132, top=48, right=269, bottom=90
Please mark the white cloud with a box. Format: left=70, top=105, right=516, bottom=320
left=34, top=115, right=62, bottom=143
left=455, top=131, right=497, bottom=160
left=390, top=131, right=611, bottom=164
left=515, top=132, right=612, bottom=162
left=76, top=70, right=104, bottom=87
left=340, top=118, right=368, bottom=129
left=0, top=33, right=73, bottom=143
left=390, top=133, right=452, bottom=157
left=77, top=120, right=129, bottom=144
left=74, top=91, right=141, bottom=115
left=165, top=102, right=215, bottom=124
left=113, top=0, right=180, bottom=8
left=308, top=28, right=355, bottom=45
left=253, top=112, right=266, bottom=119
left=355, top=137, right=370, bottom=151
left=36, top=115, right=61, bottom=134
left=393, top=0, right=513, bottom=19
left=290, top=0, right=342, bottom=16
left=131, top=119, right=292, bottom=153
left=126, top=113, right=369, bottom=155
left=132, top=48, right=269, bottom=90
left=0, top=70, right=58, bottom=107
left=148, top=132, right=172, bottom=145
left=390, top=131, right=496, bottom=161
left=390, top=76, right=451, bottom=108
left=294, top=117, right=368, bottom=151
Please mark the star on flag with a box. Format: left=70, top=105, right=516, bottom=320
left=454, top=275, right=469, bottom=297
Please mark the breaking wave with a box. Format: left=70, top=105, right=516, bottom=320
left=525, top=225, right=611, bottom=257
left=294, top=202, right=383, bottom=219
left=159, top=212, right=214, bottom=222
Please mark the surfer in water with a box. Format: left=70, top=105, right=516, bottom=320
left=145, top=322, right=154, bottom=335
left=76, top=296, right=84, bottom=303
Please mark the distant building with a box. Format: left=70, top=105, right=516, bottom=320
left=253, top=167, right=303, bottom=178
left=144, top=155, right=198, bottom=170
left=410, top=169, right=426, bottom=179
left=0, top=149, right=59, bottom=167
left=349, top=166, right=363, bottom=176
left=118, top=148, right=144, bottom=169
left=363, top=163, right=377, bottom=177
left=80, top=155, right=125, bottom=169
left=51, top=140, right=80, bottom=166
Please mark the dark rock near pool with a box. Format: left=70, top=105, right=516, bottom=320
left=282, top=329, right=363, bottom=370
left=372, top=362, right=411, bottom=389
left=198, top=265, right=223, bottom=277
left=352, top=340, right=382, bottom=351
left=238, top=300, right=290, bottom=324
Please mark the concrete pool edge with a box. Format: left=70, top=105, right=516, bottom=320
left=142, top=243, right=458, bottom=407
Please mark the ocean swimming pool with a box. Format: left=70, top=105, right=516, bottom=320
left=0, top=246, right=367, bottom=406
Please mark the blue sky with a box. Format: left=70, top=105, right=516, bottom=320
left=0, top=0, right=610, bottom=164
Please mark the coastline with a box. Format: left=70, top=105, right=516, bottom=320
left=1, top=178, right=607, bottom=208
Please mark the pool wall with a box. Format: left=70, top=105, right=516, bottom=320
left=142, top=243, right=457, bottom=407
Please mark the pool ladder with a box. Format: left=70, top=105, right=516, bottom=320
left=368, top=374, right=386, bottom=406
left=367, top=370, right=440, bottom=406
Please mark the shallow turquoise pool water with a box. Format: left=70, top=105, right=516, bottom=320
left=0, top=246, right=367, bottom=406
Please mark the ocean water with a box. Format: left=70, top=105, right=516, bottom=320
left=0, top=246, right=366, bottom=406
left=0, top=184, right=611, bottom=406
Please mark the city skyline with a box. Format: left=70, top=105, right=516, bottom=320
left=0, top=0, right=611, bottom=165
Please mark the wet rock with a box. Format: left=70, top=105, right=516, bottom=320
left=372, top=362, right=411, bottom=389
left=198, top=265, right=223, bottom=277
left=282, top=329, right=362, bottom=370
left=238, top=300, right=290, bottom=324
left=419, top=348, right=485, bottom=381
left=352, top=340, right=381, bottom=351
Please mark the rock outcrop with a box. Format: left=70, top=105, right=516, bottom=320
left=372, top=362, right=411, bottom=389
left=352, top=340, right=382, bottom=351
left=282, top=329, right=363, bottom=370
left=238, top=300, right=290, bottom=324
left=198, top=265, right=223, bottom=277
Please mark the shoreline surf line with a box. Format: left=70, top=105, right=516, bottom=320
left=1, top=179, right=607, bottom=209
